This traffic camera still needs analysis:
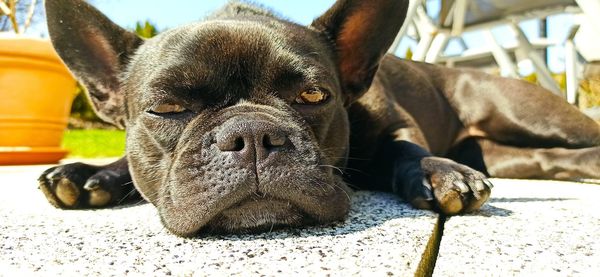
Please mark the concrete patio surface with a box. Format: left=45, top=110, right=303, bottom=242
left=434, top=179, right=600, bottom=276
left=0, top=159, right=598, bottom=276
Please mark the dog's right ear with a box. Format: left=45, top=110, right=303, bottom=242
left=311, top=0, right=408, bottom=105
left=45, top=0, right=143, bottom=128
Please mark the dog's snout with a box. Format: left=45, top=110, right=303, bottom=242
left=216, top=118, right=290, bottom=161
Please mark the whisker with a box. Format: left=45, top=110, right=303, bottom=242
left=307, top=175, right=352, bottom=202
left=318, top=164, right=344, bottom=175
left=338, top=167, right=368, bottom=174
left=134, top=198, right=148, bottom=206
left=325, top=180, right=351, bottom=202
left=120, top=180, right=134, bottom=187
left=118, top=188, right=139, bottom=204
left=324, top=156, right=370, bottom=161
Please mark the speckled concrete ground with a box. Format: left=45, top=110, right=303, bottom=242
left=0, top=163, right=437, bottom=276
left=434, top=179, right=600, bottom=276
left=1, top=161, right=599, bottom=276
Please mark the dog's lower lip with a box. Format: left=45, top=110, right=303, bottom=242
left=200, top=197, right=312, bottom=234
left=222, top=197, right=296, bottom=215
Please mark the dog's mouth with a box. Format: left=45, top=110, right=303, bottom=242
left=158, top=171, right=351, bottom=237
left=201, top=197, right=315, bottom=234
left=156, top=170, right=351, bottom=237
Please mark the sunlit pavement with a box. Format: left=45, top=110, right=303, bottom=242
left=0, top=159, right=598, bottom=275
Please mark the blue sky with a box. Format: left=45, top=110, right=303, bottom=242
left=89, top=0, right=335, bottom=29
left=31, top=0, right=574, bottom=74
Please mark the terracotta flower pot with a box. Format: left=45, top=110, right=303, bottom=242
left=0, top=37, right=77, bottom=165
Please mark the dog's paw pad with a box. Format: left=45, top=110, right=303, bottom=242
left=84, top=179, right=112, bottom=207
left=54, top=178, right=81, bottom=207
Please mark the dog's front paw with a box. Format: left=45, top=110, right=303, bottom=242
left=38, top=162, right=132, bottom=209
left=421, top=157, right=493, bottom=215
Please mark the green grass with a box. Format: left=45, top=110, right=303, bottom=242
left=62, top=129, right=126, bottom=158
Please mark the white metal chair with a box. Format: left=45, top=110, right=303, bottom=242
left=389, top=0, right=600, bottom=103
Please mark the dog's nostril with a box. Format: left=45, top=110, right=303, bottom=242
left=216, top=134, right=246, bottom=152
left=263, top=133, right=286, bottom=148
left=209, top=134, right=217, bottom=145
left=233, top=137, right=245, bottom=151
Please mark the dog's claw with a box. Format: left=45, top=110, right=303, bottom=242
left=422, top=178, right=432, bottom=190
left=84, top=179, right=101, bottom=191
left=453, top=180, right=470, bottom=193
left=420, top=178, right=434, bottom=200
left=45, top=174, right=55, bottom=182
left=473, top=180, right=485, bottom=191
left=406, top=177, right=436, bottom=210
left=423, top=187, right=434, bottom=201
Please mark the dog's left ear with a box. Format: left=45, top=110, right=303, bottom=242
left=311, top=0, right=408, bottom=104
left=45, top=0, right=143, bottom=128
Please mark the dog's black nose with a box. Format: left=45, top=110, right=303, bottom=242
left=216, top=118, right=290, bottom=162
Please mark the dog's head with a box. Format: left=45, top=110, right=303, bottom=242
left=46, top=0, right=408, bottom=236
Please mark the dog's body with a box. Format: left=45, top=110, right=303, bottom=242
left=39, top=0, right=600, bottom=236
left=348, top=57, right=600, bottom=187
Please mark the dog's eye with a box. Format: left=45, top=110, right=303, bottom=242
left=294, top=88, right=330, bottom=105
left=148, top=104, right=187, bottom=115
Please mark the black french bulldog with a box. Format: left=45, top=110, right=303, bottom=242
left=40, top=0, right=600, bottom=237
